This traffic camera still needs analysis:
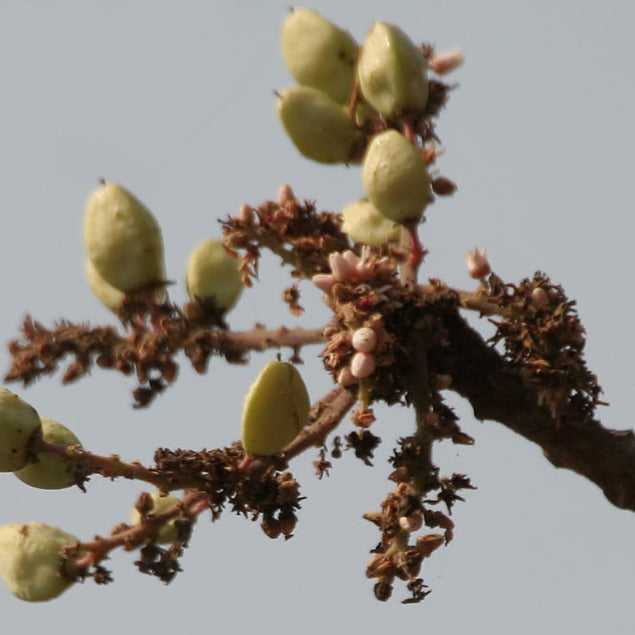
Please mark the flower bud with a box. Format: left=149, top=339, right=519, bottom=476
left=362, top=130, right=431, bottom=222
left=350, top=351, right=377, bottom=379
left=83, top=182, right=165, bottom=293
left=465, top=247, right=490, bottom=280
left=13, top=419, right=81, bottom=490
left=130, top=492, right=182, bottom=544
left=241, top=361, right=310, bottom=456
left=0, top=388, right=42, bottom=472
left=352, top=327, right=377, bottom=353
left=357, top=21, right=428, bottom=117
left=281, top=8, right=357, bottom=104
left=186, top=239, right=243, bottom=310
left=0, top=521, right=78, bottom=602
left=341, top=199, right=400, bottom=246
left=277, top=86, right=362, bottom=164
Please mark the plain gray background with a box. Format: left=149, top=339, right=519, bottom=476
left=0, top=1, right=633, bottom=633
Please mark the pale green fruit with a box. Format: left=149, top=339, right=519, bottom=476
left=14, top=419, right=81, bottom=490
left=281, top=8, right=357, bottom=104
left=277, top=86, right=361, bottom=164
left=186, top=239, right=243, bottom=310
left=85, top=258, right=125, bottom=312
left=0, top=388, right=42, bottom=472
left=241, top=361, right=310, bottom=456
left=83, top=182, right=165, bottom=293
left=0, top=522, right=78, bottom=602
left=362, top=130, right=431, bottom=222
left=130, top=492, right=181, bottom=544
left=341, top=198, right=400, bottom=245
left=357, top=21, right=428, bottom=117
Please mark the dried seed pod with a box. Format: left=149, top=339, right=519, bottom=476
left=13, top=419, right=81, bottom=490
left=341, top=198, right=400, bottom=246
left=277, top=86, right=362, bottom=164
left=186, top=239, right=243, bottom=310
left=0, top=521, right=78, bottom=602
left=352, top=327, right=378, bottom=353
left=241, top=361, right=310, bottom=456
left=0, top=389, right=42, bottom=472
left=357, top=21, right=428, bottom=117
left=281, top=8, right=357, bottom=104
left=83, top=182, right=165, bottom=293
left=362, top=130, right=431, bottom=222
left=130, top=492, right=182, bottom=544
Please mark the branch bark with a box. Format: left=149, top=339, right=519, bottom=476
left=436, top=309, right=635, bottom=511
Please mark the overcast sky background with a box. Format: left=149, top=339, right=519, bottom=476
left=0, top=1, right=633, bottom=633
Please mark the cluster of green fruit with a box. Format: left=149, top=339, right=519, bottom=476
left=277, top=8, right=435, bottom=245
left=83, top=181, right=244, bottom=314
left=0, top=387, right=186, bottom=601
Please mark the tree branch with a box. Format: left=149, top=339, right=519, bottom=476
left=435, top=309, right=635, bottom=511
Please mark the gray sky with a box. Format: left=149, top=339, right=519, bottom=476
left=0, top=1, right=633, bottom=633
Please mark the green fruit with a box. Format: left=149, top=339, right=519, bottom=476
left=83, top=182, right=165, bottom=293
left=281, top=8, right=357, bottom=104
left=85, top=258, right=125, bottom=312
left=241, top=361, right=310, bottom=456
left=0, top=522, right=78, bottom=602
left=362, top=130, right=431, bottom=222
left=186, top=239, right=243, bottom=310
left=341, top=198, right=400, bottom=245
left=357, top=21, right=428, bottom=117
left=14, top=419, right=81, bottom=490
left=130, top=492, right=181, bottom=544
left=0, top=389, right=42, bottom=472
left=277, top=86, right=361, bottom=164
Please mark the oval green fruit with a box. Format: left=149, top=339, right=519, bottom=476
left=277, top=86, right=361, bottom=164
left=357, top=21, right=428, bottom=117
left=14, top=419, right=81, bottom=490
left=85, top=258, right=125, bottom=312
left=130, top=492, right=181, bottom=544
left=0, top=388, right=42, bottom=472
left=281, top=8, right=357, bottom=104
left=186, top=239, right=243, bottom=310
left=83, top=182, right=165, bottom=293
left=241, top=361, right=310, bottom=456
left=341, top=198, right=400, bottom=245
left=362, top=130, right=431, bottom=222
left=0, top=521, right=78, bottom=602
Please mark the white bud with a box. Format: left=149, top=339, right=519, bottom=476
left=350, top=352, right=377, bottom=379
left=352, top=327, right=377, bottom=353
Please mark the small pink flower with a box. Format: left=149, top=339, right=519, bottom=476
left=312, top=273, right=335, bottom=294
left=329, top=252, right=357, bottom=282
left=277, top=184, right=296, bottom=204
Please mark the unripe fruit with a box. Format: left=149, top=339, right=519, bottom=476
left=0, top=521, right=78, bottom=602
left=357, top=21, right=428, bottom=117
left=241, top=361, right=310, bottom=456
left=83, top=182, right=165, bottom=293
left=14, top=419, right=81, bottom=490
left=281, top=8, right=357, bottom=104
left=277, top=86, right=361, bottom=164
left=0, top=388, right=42, bottom=472
left=341, top=199, right=400, bottom=245
left=362, top=130, right=431, bottom=222
left=85, top=258, right=125, bottom=312
left=130, top=492, right=181, bottom=544
left=186, top=239, right=243, bottom=310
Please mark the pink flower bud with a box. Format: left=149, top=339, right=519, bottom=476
left=329, top=252, right=356, bottom=282
left=312, top=273, right=335, bottom=294
left=277, top=184, right=296, bottom=204
left=238, top=203, right=255, bottom=225
left=352, top=327, right=377, bottom=353
left=465, top=247, right=490, bottom=280
left=350, top=352, right=377, bottom=379
left=429, top=48, right=464, bottom=75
